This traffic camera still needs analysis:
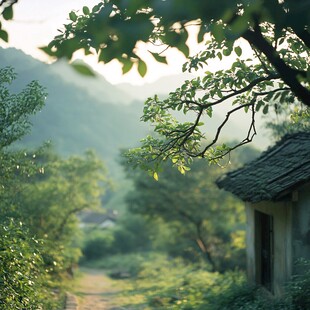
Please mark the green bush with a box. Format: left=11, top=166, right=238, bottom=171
left=0, top=219, right=62, bottom=309
left=82, top=230, right=115, bottom=260
left=89, top=252, right=149, bottom=277
left=199, top=260, right=310, bottom=310
left=81, top=213, right=152, bottom=262
left=287, top=259, right=310, bottom=310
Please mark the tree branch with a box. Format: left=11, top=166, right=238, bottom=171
left=199, top=102, right=256, bottom=158
left=242, top=25, right=310, bottom=106
left=200, top=73, right=280, bottom=109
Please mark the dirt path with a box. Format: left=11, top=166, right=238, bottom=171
left=71, top=269, right=123, bottom=310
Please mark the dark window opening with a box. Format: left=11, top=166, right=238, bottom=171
left=255, top=211, right=274, bottom=292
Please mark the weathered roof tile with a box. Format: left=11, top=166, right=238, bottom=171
left=216, top=132, right=310, bottom=202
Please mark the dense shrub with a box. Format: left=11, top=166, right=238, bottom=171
left=0, top=220, right=62, bottom=309
left=200, top=260, right=310, bottom=310
left=83, top=252, right=149, bottom=277
left=81, top=213, right=152, bottom=261
left=79, top=250, right=310, bottom=310
left=287, top=259, right=310, bottom=310
left=82, top=230, right=115, bottom=260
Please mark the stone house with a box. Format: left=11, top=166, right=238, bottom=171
left=217, top=132, right=310, bottom=296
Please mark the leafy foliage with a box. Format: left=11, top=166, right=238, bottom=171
left=1, top=145, right=108, bottom=271
left=200, top=260, right=310, bottom=310
left=87, top=254, right=310, bottom=310
left=0, top=145, right=108, bottom=307
left=0, top=67, right=46, bottom=149
left=265, top=103, right=310, bottom=141
left=81, top=213, right=152, bottom=261
left=123, top=146, right=259, bottom=271
left=0, top=219, right=62, bottom=309
left=43, top=0, right=309, bottom=173
left=0, top=65, right=109, bottom=307
left=0, top=0, right=17, bottom=42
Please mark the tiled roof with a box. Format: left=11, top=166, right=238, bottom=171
left=216, top=132, right=310, bottom=202
left=79, top=210, right=117, bottom=224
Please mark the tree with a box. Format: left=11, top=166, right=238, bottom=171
left=0, top=67, right=55, bottom=308
left=42, top=0, right=309, bottom=173
left=123, top=145, right=259, bottom=271
left=1, top=145, right=108, bottom=271
left=0, top=66, right=46, bottom=148
left=0, top=65, right=109, bottom=307
left=265, top=103, right=310, bottom=141
left=0, top=219, right=48, bottom=309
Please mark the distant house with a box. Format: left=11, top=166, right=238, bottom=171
left=79, top=210, right=117, bottom=229
left=217, top=132, right=310, bottom=296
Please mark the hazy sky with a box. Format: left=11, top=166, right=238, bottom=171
left=3, top=0, right=189, bottom=85
left=3, top=1, right=251, bottom=85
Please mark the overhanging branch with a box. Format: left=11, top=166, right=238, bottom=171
left=198, top=102, right=256, bottom=158
left=242, top=26, right=310, bottom=105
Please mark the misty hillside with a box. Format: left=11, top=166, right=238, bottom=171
left=50, top=60, right=134, bottom=105
left=118, top=73, right=195, bottom=101
left=1, top=47, right=148, bottom=178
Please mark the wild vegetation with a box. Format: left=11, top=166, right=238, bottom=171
left=0, top=0, right=309, bottom=309
left=0, top=67, right=108, bottom=308
left=79, top=252, right=310, bottom=310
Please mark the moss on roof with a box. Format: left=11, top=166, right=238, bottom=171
left=216, top=132, right=310, bottom=202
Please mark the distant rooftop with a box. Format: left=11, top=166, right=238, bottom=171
left=216, top=132, right=310, bottom=203
left=79, top=210, right=117, bottom=225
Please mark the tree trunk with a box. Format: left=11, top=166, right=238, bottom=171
left=195, top=222, right=217, bottom=272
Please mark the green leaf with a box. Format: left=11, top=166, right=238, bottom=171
left=40, top=46, right=55, bottom=57
left=83, top=6, right=90, bottom=15
left=178, top=166, right=185, bottom=174
left=223, top=49, right=231, bottom=56
left=166, top=30, right=189, bottom=57
left=151, top=53, right=168, bottom=64
left=0, top=29, right=8, bottom=42
left=262, top=105, right=269, bottom=114
left=138, top=59, right=147, bottom=77
left=211, top=23, right=225, bottom=43
left=230, top=15, right=250, bottom=35
left=255, top=100, right=265, bottom=112
left=2, top=6, right=13, bottom=20
left=70, top=61, right=96, bottom=76
left=69, top=11, right=77, bottom=22
left=153, top=172, right=159, bottom=181
left=197, top=28, right=205, bottom=43
left=178, top=41, right=190, bottom=58
left=172, top=158, right=178, bottom=164
left=92, top=3, right=102, bottom=13
left=122, top=59, right=134, bottom=74
left=234, top=46, right=242, bottom=57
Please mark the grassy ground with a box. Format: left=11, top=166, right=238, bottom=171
left=69, top=267, right=151, bottom=309
left=74, top=253, right=223, bottom=309
left=70, top=254, right=310, bottom=310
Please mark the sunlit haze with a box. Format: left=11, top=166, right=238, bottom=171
left=2, top=0, right=252, bottom=85
left=3, top=0, right=188, bottom=85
